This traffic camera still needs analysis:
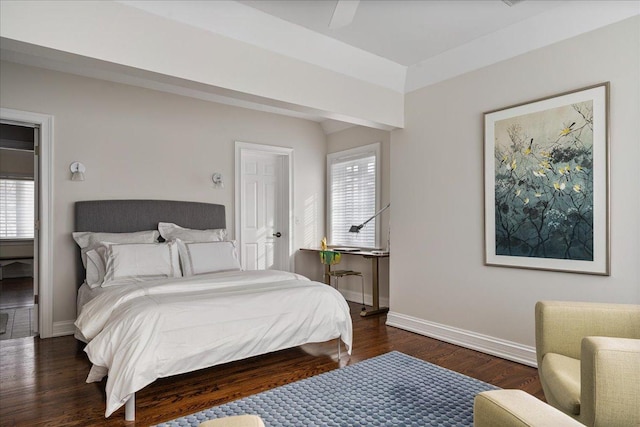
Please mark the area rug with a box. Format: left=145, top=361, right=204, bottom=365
left=0, top=312, right=8, bottom=334
left=155, top=351, right=499, bottom=427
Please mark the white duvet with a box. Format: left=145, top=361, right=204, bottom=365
left=75, top=270, right=353, bottom=417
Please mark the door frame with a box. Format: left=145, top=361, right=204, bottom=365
left=235, top=141, right=294, bottom=272
left=0, top=108, right=54, bottom=338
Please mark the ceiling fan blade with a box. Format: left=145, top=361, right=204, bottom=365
left=329, top=0, right=360, bottom=29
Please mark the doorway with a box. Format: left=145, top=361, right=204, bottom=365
left=0, top=122, right=38, bottom=340
left=235, top=142, right=293, bottom=272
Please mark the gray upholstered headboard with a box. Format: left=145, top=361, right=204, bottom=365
left=74, top=199, right=226, bottom=286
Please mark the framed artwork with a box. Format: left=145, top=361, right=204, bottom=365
left=484, top=83, right=609, bottom=275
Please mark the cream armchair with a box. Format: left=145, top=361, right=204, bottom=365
left=535, top=301, right=640, bottom=426
left=200, top=415, right=265, bottom=427
left=474, top=389, right=584, bottom=427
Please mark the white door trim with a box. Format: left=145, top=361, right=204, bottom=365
left=1, top=108, right=54, bottom=338
left=235, top=141, right=294, bottom=271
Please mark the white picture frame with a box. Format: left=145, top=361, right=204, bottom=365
left=484, top=83, right=610, bottom=275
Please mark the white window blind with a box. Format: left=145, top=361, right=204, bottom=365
left=328, top=143, right=379, bottom=248
left=0, top=179, right=34, bottom=239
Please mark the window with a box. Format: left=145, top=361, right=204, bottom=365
left=327, top=143, right=380, bottom=248
left=0, top=179, right=34, bottom=239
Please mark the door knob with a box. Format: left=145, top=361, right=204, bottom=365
left=273, top=232, right=282, bottom=238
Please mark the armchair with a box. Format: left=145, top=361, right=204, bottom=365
left=474, top=390, right=584, bottom=427
left=535, top=301, right=640, bottom=426
left=200, top=415, right=264, bottom=427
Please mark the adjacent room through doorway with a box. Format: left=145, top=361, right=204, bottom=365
left=0, top=122, right=38, bottom=340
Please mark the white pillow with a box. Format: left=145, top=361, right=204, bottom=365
left=158, top=222, right=227, bottom=242
left=72, top=230, right=160, bottom=267
left=176, top=239, right=241, bottom=276
left=85, top=245, right=107, bottom=288
left=102, top=242, right=181, bottom=287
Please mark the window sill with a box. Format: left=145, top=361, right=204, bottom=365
left=0, top=239, right=34, bottom=245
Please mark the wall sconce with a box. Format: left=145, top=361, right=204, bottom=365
left=211, top=172, right=224, bottom=189
left=70, top=162, right=86, bottom=181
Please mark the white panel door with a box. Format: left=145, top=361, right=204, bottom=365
left=239, top=149, right=289, bottom=270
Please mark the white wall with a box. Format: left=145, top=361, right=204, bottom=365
left=0, top=60, right=327, bottom=328
left=0, top=0, right=403, bottom=130
left=297, top=126, right=392, bottom=304
left=0, top=148, right=33, bottom=176
left=389, top=17, right=639, bottom=365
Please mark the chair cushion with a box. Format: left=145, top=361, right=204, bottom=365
left=540, top=353, right=581, bottom=415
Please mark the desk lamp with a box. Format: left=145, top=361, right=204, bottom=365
left=348, top=203, right=390, bottom=233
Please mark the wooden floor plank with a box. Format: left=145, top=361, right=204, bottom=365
left=0, top=303, right=543, bottom=426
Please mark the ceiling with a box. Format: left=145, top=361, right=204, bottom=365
left=237, top=0, right=561, bottom=67
left=2, top=1, right=638, bottom=132
left=117, top=0, right=637, bottom=94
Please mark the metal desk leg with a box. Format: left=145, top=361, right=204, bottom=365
left=323, top=264, right=331, bottom=285
left=360, top=256, right=389, bottom=317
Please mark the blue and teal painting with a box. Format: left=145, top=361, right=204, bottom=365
left=494, top=100, right=594, bottom=260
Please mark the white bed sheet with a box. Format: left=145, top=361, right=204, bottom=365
left=74, top=269, right=353, bottom=417
left=75, top=283, right=109, bottom=342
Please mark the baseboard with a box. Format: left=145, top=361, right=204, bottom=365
left=340, top=289, right=389, bottom=308
left=386, top=311, right=537, bottom=367
left=52, top=320, right=75, bottom=337
left=50, top=307, right=536, bottom=368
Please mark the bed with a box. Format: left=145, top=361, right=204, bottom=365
left=72, top=200, right=353, bottom=420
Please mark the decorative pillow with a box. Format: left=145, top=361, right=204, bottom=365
left=176, top=239, right=241, bottom=276
left=102, top=241, right=181, bottom=287
left=72, top=230, right=160, bottom=268
left=158, top=222, right=227, bottom=243
left=85, top=245, right=107, bottom=288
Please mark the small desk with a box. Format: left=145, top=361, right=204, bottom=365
left=301, top=248, right=389, bottom=317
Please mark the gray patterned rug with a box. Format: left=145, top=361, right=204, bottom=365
left=155, top=351, right=499, bottom=427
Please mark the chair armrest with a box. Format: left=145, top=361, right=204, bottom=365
left=199, top=415, right=265, bottom=427
left=580, top=337, right=640, bottom=427
left=474, top=390, right=583, bottom=427
left=535, top=301, right=640, bottom=366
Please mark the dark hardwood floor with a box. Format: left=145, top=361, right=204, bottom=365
left=0, top=277, right=36, bottom=340
left=0, top=302, right=543, bottom=426
left=0, top=277, right=34, bottom=310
